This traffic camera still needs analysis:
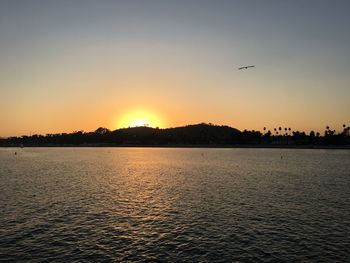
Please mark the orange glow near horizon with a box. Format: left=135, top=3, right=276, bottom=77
left=114, top=108, right=165, bottom=129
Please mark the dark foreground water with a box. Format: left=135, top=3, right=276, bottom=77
left=0, top=148, right=349, bottom=262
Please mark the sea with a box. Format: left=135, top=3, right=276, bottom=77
left=0, top=147, right=349, bottom=262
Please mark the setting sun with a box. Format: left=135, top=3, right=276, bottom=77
left=114, top=108, right=165, bottom=129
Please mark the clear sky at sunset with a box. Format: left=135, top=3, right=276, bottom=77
left=1, top=0, right=349, bottom=137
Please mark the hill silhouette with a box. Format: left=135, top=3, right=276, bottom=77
left=85, top=123, right=240, bottom=145
left=1, top=123, right=349, bottom=147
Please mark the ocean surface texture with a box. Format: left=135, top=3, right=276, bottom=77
left=0, top=148, right=349, bottom=262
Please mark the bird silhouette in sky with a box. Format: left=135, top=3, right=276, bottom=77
left=238, top=65, right=255, bottom=70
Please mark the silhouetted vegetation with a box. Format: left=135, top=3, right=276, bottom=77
left=0, top=123, right=349, bottom=147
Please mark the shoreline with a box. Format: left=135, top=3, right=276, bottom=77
left=1, top=144, right=350, bottom=150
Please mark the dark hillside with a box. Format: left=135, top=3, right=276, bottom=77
left=1, top=123, right=349, bottom=147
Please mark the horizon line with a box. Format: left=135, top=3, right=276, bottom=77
left=2, top=122, right=349, bottom=139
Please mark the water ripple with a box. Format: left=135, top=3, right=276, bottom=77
left=1, top=148, right=350, bottom=262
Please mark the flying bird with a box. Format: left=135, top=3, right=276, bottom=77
left=238, top=65, right=255, bottom=70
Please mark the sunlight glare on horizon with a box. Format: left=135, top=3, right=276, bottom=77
left=115, top=108, right=165, bottom=129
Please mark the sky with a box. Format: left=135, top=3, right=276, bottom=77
left=1, top=0, right=349, bottom=137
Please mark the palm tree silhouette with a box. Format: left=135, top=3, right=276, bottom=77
left=325, top=126, right=330, bottom=136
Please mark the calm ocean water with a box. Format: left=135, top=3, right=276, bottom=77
left=0, top=147, right=349, bottom=262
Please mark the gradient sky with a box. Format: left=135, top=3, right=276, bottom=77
left=1, top=0, right=349, bottom=137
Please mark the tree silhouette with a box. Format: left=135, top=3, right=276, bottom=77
left=1, top=122, right=349, bottom=147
